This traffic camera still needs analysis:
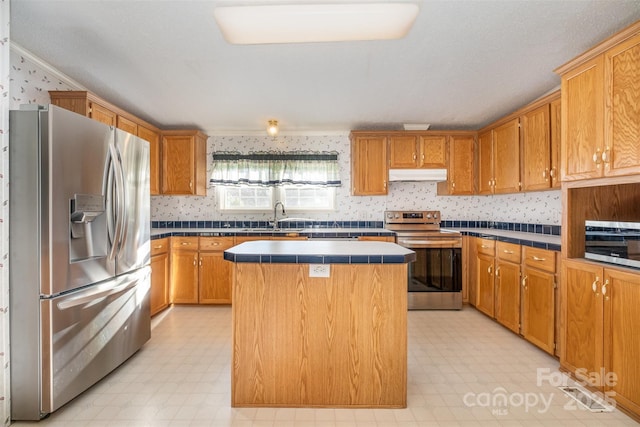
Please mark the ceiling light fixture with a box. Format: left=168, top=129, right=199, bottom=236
left=267, top=120, right=279, bottom=137
left=213, top=3, right=419, bottom=45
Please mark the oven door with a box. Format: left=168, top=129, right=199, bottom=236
left=396, top=237, right=462, bottom=309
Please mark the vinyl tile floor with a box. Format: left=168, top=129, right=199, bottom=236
left=12, top=305, right=639, bottom=426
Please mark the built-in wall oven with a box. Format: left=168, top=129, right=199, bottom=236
left=385, top=210, right=462, bottom=310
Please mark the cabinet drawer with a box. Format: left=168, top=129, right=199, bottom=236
left=523, top=246, right=556, bottom=273
left=477, top=238, right=496, bottom=256
left=496, top=241, right=521, bottom=263
left=151, top=238, right=168, bottom=256
left=199, top=237, right=235, bottom=251
left=171, top=236, right=199, bottom=250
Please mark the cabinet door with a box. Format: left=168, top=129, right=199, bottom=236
left=389, top=135, right=418, bottom=168
left=561, top=56, right=604, bottom=181
left=549, top=98, right=561, bottom=188
left=162, top=135, right=196, bottom=195
left=447, top=135, right=475, bottom=195
left=476, top=253, right=495, bottom=317
left=150, top=253, right=169, bottom=315
left=522, top=105, right=551, bottom=191
left=418, top=135, right=447, bottom=168
left=170, top=250, right=199, bottom=304
left=138, top=125, right=161, bottom=195
left=477, top=130, right=493, bottom=195
left=604, top=33, right=640, bottom=177
left=199, top=252, right=232, bottom=304
left=603, top=268, right=640, bottom=414
left=493, top=118, right=521, bottom=193
left=494, top=260, right=521, bottom=333
left=522, top=266, right=555, bottom=354
left=89, top=102, right=116, bottom=126
left=561, top=259, right=603, bottom=377
left=350, top=135, right=388, bottom=195
left=117, top=115, right=138, bottom=135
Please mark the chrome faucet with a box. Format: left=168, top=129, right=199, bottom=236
left=273, top=201, right=286, bottom=229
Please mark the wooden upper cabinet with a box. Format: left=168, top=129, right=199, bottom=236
left=604, top=32, right=640, bottom=177
left=388, top=135, right=418, bottom=168
left=493, top=118, right=521, bottom=193
left=522, top=104, right=551, bottom=191
left=549, top=97, right=561, bottom=188
left=161, top=130, right=208, bottom=195
left=138, top=125, right=161, bottom=195
left=477, top=130, right=494, bottom=195
left=388, top=134, right=447, bottom=169
left=418, top=135, right=447, bottom=168
left=350, top=133, right=388, bottom=195
left=560, top=56, right=605, bottom=181
left=557, top=23, right=640, bottom=182
left=438, top=134, right=475, bottom=195
left=116, top=115, right=138, bottom=135
left=88, top=102, right=116, bottom=126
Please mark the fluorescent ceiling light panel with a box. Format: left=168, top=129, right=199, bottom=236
left=214, top=3, right=419, bottom=44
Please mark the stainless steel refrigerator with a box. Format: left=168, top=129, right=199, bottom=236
left=9, top=105, right=151, bottom=420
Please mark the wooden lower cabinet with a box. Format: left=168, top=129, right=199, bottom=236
left=150, top=238, right=170, bottom=316
left=170, top=236, right=235, bottom=305
left=170, top=239, right=200, bottom=304
left=476, top=253, right=495, bottom=317
left=198, top=237, right=235, bottom=304
left=562, top=258, right=640, bottom=418
left=521, top=246, right=557, bottom=355
left=468, top=239, right=559, bottom=356
left=495, top=259, right=521, bottom=334
left=475, top=238, right=496, bottom=316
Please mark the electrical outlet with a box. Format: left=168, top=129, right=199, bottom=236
left=309, top=264, right=330, bottom=278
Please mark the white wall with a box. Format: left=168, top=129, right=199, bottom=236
left=2, top=2, right=11, bottom=424
left=8, top=49, right=561, bottom=226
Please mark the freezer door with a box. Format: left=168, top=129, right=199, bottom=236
left=39, top=267, right=151, bottom=417
left=114, top=128, right=150, bottom=276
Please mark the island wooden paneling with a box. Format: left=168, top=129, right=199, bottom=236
left=231, top=263, right=407, bottom=408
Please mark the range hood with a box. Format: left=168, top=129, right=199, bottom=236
left=388, top=168, right=447, bottom=182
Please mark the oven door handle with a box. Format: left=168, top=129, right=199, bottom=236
left=397, top=239, right=462, bottom=248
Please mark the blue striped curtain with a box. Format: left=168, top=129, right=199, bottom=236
left=210, top=151, right=341, bottom=187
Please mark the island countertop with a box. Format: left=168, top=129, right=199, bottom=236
left=223, top=240, right=416, bottom=264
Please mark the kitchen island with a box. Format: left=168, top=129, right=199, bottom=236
left=224, top=240, right=415, bottom=408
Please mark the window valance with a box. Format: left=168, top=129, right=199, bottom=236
left=209, top=151, right=341, bottom=187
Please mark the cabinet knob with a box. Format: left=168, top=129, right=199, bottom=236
left=487, top=265, right=493, bottom=275
left=601, top=279, right=609, bottom=295
left=549, top=168, right=556, bottom=178
left=592, top=276, right=600, bottom=295
left=495, top=266, right=500, bottom=277
left=602, top=147, right=611, bottom=165
left=593, top=149, right=602, bottom=166
left=532, top=255, right=546, bottom=262
left=181, top=242, right=191, bottom=246
left=521, top=276, right=528, bottom=289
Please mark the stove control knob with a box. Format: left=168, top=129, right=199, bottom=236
left=426, top=213, right=432, bottom=219
left=386, top=213, right=393, bottom=219
left=394, top=213, right=400, bottom=219
left=433, top=212, right=439, bottom=219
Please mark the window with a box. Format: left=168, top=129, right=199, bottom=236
left=217, top=185, right=335, bottom=212
left=211, top=150, right=340, bottom=212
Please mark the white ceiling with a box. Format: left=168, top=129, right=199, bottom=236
left=9, top=0, right=640, bottom=134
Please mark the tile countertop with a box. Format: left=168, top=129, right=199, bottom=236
left=223, top=240, right=416, bottom=264
left=151, top=227, right=561, bottom=251
left=151, top=227, right=395, bottom=238
left=454, top=228, right=561, bottom=251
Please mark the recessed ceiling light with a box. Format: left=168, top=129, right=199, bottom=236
left=213, top=3, right=419, bottom=45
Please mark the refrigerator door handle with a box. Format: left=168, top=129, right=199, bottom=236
left=107, top=143, right=126, bottom=260
left=55, top=274, right=144, bottom=310
left=115, top=146, right=129, bottom=256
